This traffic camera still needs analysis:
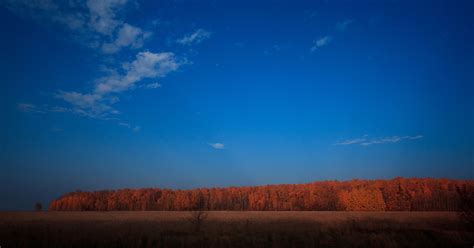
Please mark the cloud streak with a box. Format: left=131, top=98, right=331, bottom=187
left=140, top=82, right=161, bottom=89
left=17, top=103, right=46, bottom=114
left=119, top=122, right=140, bottom=131
left=208, top=143, right=225, bottom=149
left=336, top=19, right=355, bottom=31
left=55, top=51, right=184, bottom=119
left=17, top=103, right=76, bottom=115
left=7, top=1, right=201, bottom=131
left=2, top=0, right=152, bottom=54
left=177, top=29, right=211, bottom=45
left=101, top=23, right=152, bottom=54
left=310, top=35, right=332, bottom=52
left=335, top=135, right=423, bottom=146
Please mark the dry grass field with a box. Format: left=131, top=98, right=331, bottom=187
left=1, top=211, right=473, bottom=247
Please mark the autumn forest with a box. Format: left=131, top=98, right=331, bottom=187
left=49, top=178, right=474, bottom=212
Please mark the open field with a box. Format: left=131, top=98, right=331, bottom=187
left=1, top=211, right=473, bottom=247
left=0, top=211, right=465, bottom=225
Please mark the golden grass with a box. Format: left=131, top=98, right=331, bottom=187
left=0, top=211, right=472, bottom=247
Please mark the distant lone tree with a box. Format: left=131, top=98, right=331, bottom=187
left=188, top=192, right=208, bottom=232
left=35, top=202, right=43, bottom=211
left=189, top=210, right=208, bottom=232
left=457, top=186, right=474, bottom=228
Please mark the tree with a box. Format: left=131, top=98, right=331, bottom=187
left=188, top=210, right=208, bottom=232
left=35, top=202, right=43, bottom=211
left=457, top=185, right=474, bottom=228
left=337, top=188, right=386, bottom=211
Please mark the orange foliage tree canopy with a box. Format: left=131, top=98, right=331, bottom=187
left=49, top=178, right=474, bottom=211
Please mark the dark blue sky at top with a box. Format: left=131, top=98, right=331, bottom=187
left=0, top=0, right=472, bottom=210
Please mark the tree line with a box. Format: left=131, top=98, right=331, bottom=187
left=49, top=178, right=473, bottom=211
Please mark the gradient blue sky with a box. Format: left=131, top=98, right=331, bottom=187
left=1, top=0, right=473, bottom=210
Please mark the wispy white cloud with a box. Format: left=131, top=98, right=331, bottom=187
left=101, top=24, right=152, bottom=53
left=18, top=103, right=76, bottom=114
left=335, top=135, right=423, bottom=146
left=308, top=19, right=353, bottom=53
left=85, top=0, right=129, bottom=35
left=7, top=1, right=190, bottom=130
left=54, top=91, right=118, bottom=118
left=334, top=137, right=367, bottom=145
left=17, top=103, right=46, bottom=114
left=177, top=29, right=211, bottom=45
left=208, top=143, right=225, bottom=149
left=310, top=35, right=332, bottom=52
left=118, top=122, right=130, bottom=127
left=119, top=122, right=140, bottom=131
left=55, top=51, right=184, bottom=119
left=2, top=0, right=151, bottom=54
left=336, top=19, right=355, bottom=31
left=140, top=82, right=161, bottom=89
left=94, top=51, right=182, bottom=95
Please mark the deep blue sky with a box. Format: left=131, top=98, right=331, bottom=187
left=0, top=0, right=473, bottom=210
